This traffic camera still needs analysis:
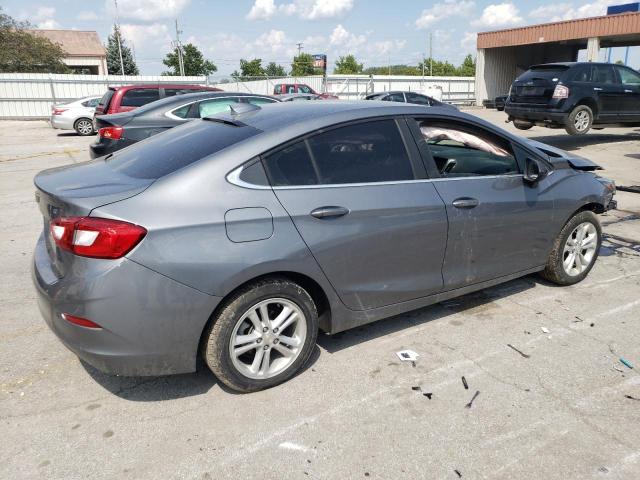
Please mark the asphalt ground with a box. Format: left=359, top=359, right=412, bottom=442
left=1, top=110, right=639, bottom=480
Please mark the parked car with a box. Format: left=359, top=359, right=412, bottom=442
left=505, top=62, right=640, bottom=135
left=273, top=83, right=338, bottom=99
left=279, top=93, right=325, bottom=101
left=365, top=91, right=457, bottom=109
left=495, top=95, right=507, bottom=111
left=50, top=96, right=101, bottom=136
left=94, top=84, right=221, bottom=116
left=33, top=101, right=616, bottom=392
left=90, top=92, right=279, bottom=158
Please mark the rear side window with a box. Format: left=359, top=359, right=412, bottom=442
left=384, top=93, right=405, bottom=102
left=417, top=120, right=518, bottom=177
left=592, top=65, right=617, bottom=85
left=121, top=88, right=160, bottom=107
left=198, top=98, right=240, bottom=117
left=406, top=92, right=431, bottom=105
left=263, top=120, right=415, bottom=186
left=106, top=120, right=259, bottom=179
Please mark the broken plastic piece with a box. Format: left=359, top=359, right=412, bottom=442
left=465, top=390, right=480, bottom=409
left=620, top=358, right=634, bottom=369
left=396, top=350, right=419, bottom=363
left=541, top=327, right=550, bottom=334
left=411, top=386, right=421, bottom=391
left=462, top=376, right=469, bottom=390
left=454, top=469, right=462, bottom=478
left=624, top=394, right=640, bottom=401
left=423, top=392, right=433, bottom=399
left=507, top=344, right=530, bottom=358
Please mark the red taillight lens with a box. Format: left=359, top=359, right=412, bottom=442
left=98, top=126, right=123, bottom=140
left=552, top=85, right=569, bottom=99
left=52, top=108, right=68, bottom=115
left=61, top=313, right=102, bottom=329
left=50, top=216, right=146, bottom=259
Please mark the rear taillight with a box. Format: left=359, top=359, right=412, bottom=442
left=52, top=108, right=68, bottom=115
left=98, top=126, right=123, bottom=140
left=49, top=216, right=146, bottom=259
left=552, top=85, right=569, bottom=99
left=61, top=313, right=102, bottom=329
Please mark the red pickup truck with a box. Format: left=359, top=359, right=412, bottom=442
left=273, top=83, right=338, bottom=99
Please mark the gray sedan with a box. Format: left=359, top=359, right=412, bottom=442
left=33, top=101, right=616, bottom=392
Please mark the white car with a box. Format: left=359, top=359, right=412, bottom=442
left=50, top=96, right=100, bottom=136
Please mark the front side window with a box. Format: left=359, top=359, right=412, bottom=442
left=592, top=65, right=618, bottom=85
left=263, top=120, right=415, bottom=186
left=299, top=85, right=312, bottom=93
left=198, top=98, right=240, bottom=117
left=384, top=93, right=405, bottom=102
left=417, top=120, right=518, bottom=177
left=246, top=97, right=278, bottom=105
left=617, top=66, right=640, bottom=86
left=121, top=88, right=160, bottom=107
left=406, top=92, right=431, bottom=105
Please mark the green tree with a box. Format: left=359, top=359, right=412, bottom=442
left=0, top=8, right=69, bottom=73
left=363, top=64, right=421, bottom=76
left=457, top=54, right=476, bottom=76
left=419, top=58, right=457, bottom=76
left=290, top=53, right=315, bottom=76
left=231, top=58, right=265, bottom=78
left=105, top=25, right=139, bottom=75
left=334, top=54, right=363, bottom=74
left=163, top=43, right=216, bottom=76
left=264, top=62, right=287, bottom=77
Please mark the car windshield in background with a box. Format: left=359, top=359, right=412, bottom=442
left=105, top=120, right=260, bottom=179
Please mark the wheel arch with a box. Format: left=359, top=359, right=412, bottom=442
left=197, top=271, right=332, bottom=359
left=558, top=202, right=605, bottom=233
left=573, top=98, right=598, bottom=117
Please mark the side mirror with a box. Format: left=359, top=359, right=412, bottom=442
left=524, top=157, right=542, bottom=184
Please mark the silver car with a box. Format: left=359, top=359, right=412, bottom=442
left=33, top=102, right=616, bottom=392
left=50, top=96, right=100, bottom=136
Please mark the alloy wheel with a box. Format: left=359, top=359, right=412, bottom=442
left=229, top=298, right=307, bottom=380
left=563, top=222, right=598, bottom=276
left=574, top=111, right=590, bottom=132
left=76, top=119, right=94, bottom=135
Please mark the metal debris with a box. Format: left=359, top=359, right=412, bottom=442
left=624, top=394, right=640, bottom=401
left=507, top=344, right=530, bottom=358
left=461, top=376, right=469, bottom=390
left=465, top=390, right=480, bottom=409
left=454, top=469, right=462, bottom=478
left=620, top=358, right=634, bottom=369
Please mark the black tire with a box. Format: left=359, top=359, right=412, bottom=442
left=513, top=120, right=534, bottom=130
left=540, top=210, right=602, bottom=285
left=202, top=277, right=318, bottom=392
left=497, top=106, right=504, bottom=111
left=74, top=118, right=95, bottom=136
left=564, top=105, right=593, bottom=135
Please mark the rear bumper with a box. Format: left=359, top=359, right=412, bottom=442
left=32, top=234, right=221, bottom=376
left=50, top=115, right=74, bottom=130
left=89, top=138, right=132, bottom=159
left=505, top=104, right=568, bottom=123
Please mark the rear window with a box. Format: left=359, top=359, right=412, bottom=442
left=105, top=120, right=260, bottom=179
left=98, top=90, right=114, bottom=109
left=121, top=88, right=160, bottom=107
left=519, top=65, right=570, bottom=80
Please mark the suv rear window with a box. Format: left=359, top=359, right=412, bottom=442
left=98, top=89, right=114, bottom=110
left=519, top=65, right=569, bottom=80
left=121, top=88, right=160, bottom=107
left=106, top=120, right=260, bottom=179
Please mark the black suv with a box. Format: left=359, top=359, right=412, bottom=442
left=505, top=62, right=640, bottom=135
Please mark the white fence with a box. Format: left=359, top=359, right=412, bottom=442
left=0, top=73, right=475, bottom=119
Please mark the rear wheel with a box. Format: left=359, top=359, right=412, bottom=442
left=74, top=118, right=95, bottom=136
left=565, top=105, right=593, bottom=135
left=513, top=119, right=534, bottom=130
left=203, top=277, right=318, bottom=392
left=540, top=211, right=601, bottom=285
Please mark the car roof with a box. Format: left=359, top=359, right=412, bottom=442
left=530, top=62, right=618, bottom=68
left=107, top=84, right=214, bottom=91
left=131, top=91, right=279, bottom=114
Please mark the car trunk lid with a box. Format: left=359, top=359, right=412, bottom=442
left=34, top=159, right=153, bottom=278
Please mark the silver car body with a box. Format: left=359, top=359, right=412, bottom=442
left=50, top=96, right=100, bottom=131
left=33, top=101, right=614, bottom=376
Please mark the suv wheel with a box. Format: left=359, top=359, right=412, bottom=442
left=513, top=120, right=534, bottom=130
left=202, top=277, right=318, bottom=392
left=540, top=211, right=601, bottom=285
left=565, top=105, right=593, bottom=135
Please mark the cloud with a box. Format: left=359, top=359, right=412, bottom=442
left=247, top=0, right=354, bottom=21
left=529, top=1, right=617, bottom=22
left=120, top=23, right=172, bottom=50
left=460, top=31, right=477, bottom=51
left=255, top=29, right=288, bottom=53
left=247, top=0, right=277, bottom=20
left=329, top=24, right=366, bottom=47
left=31, top=6, right=60, bottom=29
left=472, top=3, right=523, bottom=29
left=106, top=0, right=190, bottom=22
left=415, top=0, right=475, bottom=29
left=77, top=11, right=99, bottom=21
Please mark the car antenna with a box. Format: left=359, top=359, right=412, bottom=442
left=229, top=103, right=261, bottom=116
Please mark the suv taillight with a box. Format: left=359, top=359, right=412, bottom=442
left=50, top=217, right=146, bottom=259
left=552, top=85, right=569, bottom=99
left=98, top=126, right=123, bottom=140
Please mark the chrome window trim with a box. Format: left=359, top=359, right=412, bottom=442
left=164, top=96, right=239, bottom=121
left=227, top=165, right=524, bottom=190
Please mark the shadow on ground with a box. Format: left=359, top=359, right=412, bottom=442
left=81, top=345, right=322, bottom=401
left=529, top=132, right=640, bottom=151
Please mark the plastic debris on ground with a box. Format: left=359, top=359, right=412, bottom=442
left=507, top=344, right=530, bottom=358
left=465, top=390, right=480, bottom=409
left=396, top=350, right=419, bottom=367
left=620, top=357, right=634, bottom=369
left=461, top=376, right=469, bottom=390
left=541, top=327, right=550, bottom=334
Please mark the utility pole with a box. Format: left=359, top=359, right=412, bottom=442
left=296, top=42, right=303, bottom=55
left=114, top=0, right=125, bottom=75
left=429, top=32, right=433, bottom=76
left=175, top=19, right=185, bottom=76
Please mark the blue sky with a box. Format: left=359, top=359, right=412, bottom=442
left=2, top=0, right=637, bottom=76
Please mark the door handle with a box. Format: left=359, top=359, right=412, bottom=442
left=452, top=197, right=479, bottom=209
left=310, top=206, right=350, bottom=219
left=625, top=89, right=634, bottom=93
left=593, top=87, right=603, bottom=91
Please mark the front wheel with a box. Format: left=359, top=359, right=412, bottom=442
left=74, top=118, right=95, bottom=136
left=540, top=211, right=602, bottom=285
left=203, top=277, right=318, bottom=392
left=565, top=105, right=593, bottom=135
